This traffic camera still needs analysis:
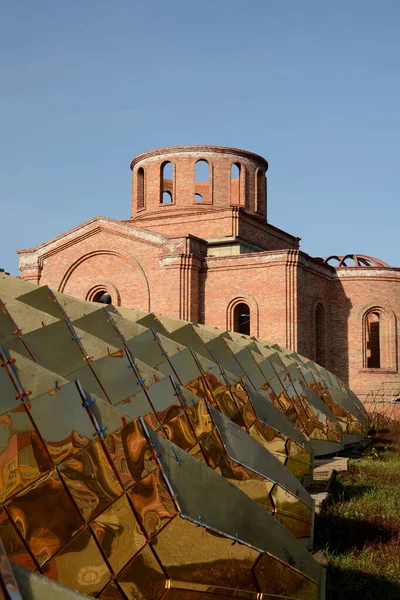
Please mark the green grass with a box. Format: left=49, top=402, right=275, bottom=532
left=314, top=428, right=400, bottom=599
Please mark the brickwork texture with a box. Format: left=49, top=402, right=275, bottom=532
left=18, top=145, right=400, bottom=401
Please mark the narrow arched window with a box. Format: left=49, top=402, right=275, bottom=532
left=233, top=303, right=250, bottom=335
left=231, top=163, right=241, bottom=205
left=315, top=303, right=326, bottom=366
left=194, top=160, right=210, bottom=202
left=161, top=161, right=174, bottom=203
left=366, top=312, right=381, bottom=368
left=137, top=167, right=145, bottom=210
left=256, top=169, right=265, bottom=213
left=362, top=307, right=397, bottom=371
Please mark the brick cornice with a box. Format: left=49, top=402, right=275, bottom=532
left=130, top=145, right=268, bottom=170
left=335, top=268, right=400, bottom=282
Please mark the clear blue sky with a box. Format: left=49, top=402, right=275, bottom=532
left=1, top=1, right=399, bottom=274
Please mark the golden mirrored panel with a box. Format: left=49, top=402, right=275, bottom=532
left=254, top=552, right=319, bottom=600
left=5, top=470, right=83, bottom=566
left=0, top=277, right=371, bottom=600
left=41, top=527, right=111, bottom=596
left=151, top=517, right=260, bottom=591
left=103, top=419, right=157, bottom=490
left=209, top=405, right=312, bottom=541
left=98, top=581, right=126, bottom=599
left=129, top=467, right=178, bottom=539
left=0, top=508, right=36, bottom=571
left=0, top=406, right=53, bottom=503
left=27, top=382, right=96, bottom=465
left=91, top=494, right=146, bottom=575
left=58, top=440, right=123, bottom=522
left=145, top=428, right=324, bottom=594
left=117, top=544, right=167, bottom=600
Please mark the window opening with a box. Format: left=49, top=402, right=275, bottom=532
left=233, top=303, right=250, bottom=335
left=137, top=168, right=145, bottom=209
left=367, top=312, right=381, bottom=368
left=161, top=162, right=174, bottom=203
left=194, top=160, right=210, bottom=202
left=315, top=303, right=326, bottom=366
left=92, top=290, right=112, bottom=304
left=231, top=163, right=241, bottom=205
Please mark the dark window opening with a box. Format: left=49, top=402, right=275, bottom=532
left=367, top=313, right=381, bottom=368
left=137, top=167, right=145, bottom=209
left=315, top=303, right=326, bottom=366
left=233, top=303, right=250, bottom=335
left=92, top=290, right=112, bottom=304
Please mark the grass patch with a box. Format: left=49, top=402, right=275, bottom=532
left=314, top=428, right=400, bottom=599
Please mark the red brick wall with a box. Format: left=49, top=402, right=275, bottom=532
left=18, top=219, right=209, bottom=323
left=334, top=269, right=400, bottom=401
left=296, top=255, right=335, bottom=368
left=17, top=145, right=400, bottom=406
left=19, top=222, right=400, bottom=402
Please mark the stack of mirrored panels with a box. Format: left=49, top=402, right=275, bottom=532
left=0, top=275, right=369, bottom=599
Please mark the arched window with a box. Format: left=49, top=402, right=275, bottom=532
left=233, top=302, right=250, bottom=335
left=230, top=163, right=241, bottom=205
left=137, top=167, right=145, bottom=210
left=362, top=307, right=397, bottom=371
left=161, top=161, right=174, bottom=203
left=256, top=169, right=266, bottom=213
left=366, top=311, right=381, bottom=368
left=92, top=290, right=112, bottom=304
left=315, top=303, right=326, bottom=366
left=194, top=160, right=211, bottom=202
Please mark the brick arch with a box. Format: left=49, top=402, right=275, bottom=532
left=85, top=283, right=122, bottom=306
left=226, top=295, right=259, bottom=337
left=194, top=158, right=213, bottom=204
left=160, top=160, right=176, bottom=204
left=360, top=304, right=397, bottom=371
left=58, top=249, right=151, bottom=311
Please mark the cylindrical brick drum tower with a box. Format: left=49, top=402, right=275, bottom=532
left=130, top=145, right=269, bottom=221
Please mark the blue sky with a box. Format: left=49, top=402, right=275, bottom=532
left=1, top=1, right=399, bottom=274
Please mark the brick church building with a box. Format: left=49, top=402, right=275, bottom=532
left=18, top=145, right=400, bottom=401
